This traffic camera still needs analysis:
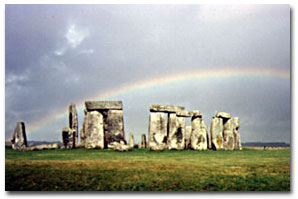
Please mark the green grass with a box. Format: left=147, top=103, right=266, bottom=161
left=5, top=147, right=290, bottom=191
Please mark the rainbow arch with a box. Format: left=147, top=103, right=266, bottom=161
left=26, top=67, right=290, bottom=134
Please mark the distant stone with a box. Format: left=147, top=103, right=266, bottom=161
left=105, top=110, right=126, bottom=145
left=25, top=143, right=59, bottom=151
left=148, top=112, right=167, bottom=150
left=192, top=110, right=202, bottom=117
left=150, top=104, right=185, bottom=113
left=11, top=122, right=27, bottom=151
left=69, top=103, right=78, bottom=148
left=62, top=127, right=74, bottom=149
left=176, top=111, right=193, bottom=117
left=190, top=117, right=208, bottom=150
left=223, top=118, right=234, bottom=150
left=129, top=132, right=134, bottom=148
left=215, top=112, right=231, bottom=119
left=167, top=114, right=185, bottom=150
left=232, top=117, right=242, bottom=150
left=210, top=117, right=224, bottom=150
left=140, top=134, right=147, bottom=148
left=185, top=126, right=192, bottom=149
left=85, top=101, right=123, bottom=111
left=84, top=111, right=105, bottom=149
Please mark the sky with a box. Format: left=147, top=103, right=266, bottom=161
left=5, top=4, right=290, bottom=144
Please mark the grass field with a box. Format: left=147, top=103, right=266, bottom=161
left=5, top=147, right=290, bottom=191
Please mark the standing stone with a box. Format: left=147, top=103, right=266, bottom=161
left=148, top=112, right=167, bottom=150
left=185, top=126, right=192, bottom=149
left=129, top=132, right=134, bottom=148
left=105, top=110, right=126, bottom=146
left=11, top=122, right=27, bottom=150
left=167, top=114, right=185, bottom=150
left=223, top=118, right=234, bottom=150
left=69, top=103, right=78, bottom=148
left=232, top=117, right=242, bottom=150
left=190, top=116, right=208, bottom=150
left=140, top=134, right=147, bottom=148
left=210, top=117, right=224, bottom=150
left=62, top=127, right=74, bottom=149
left=84, top=111, right=104, bottom=149
left=80, top=109, right=87, bottom=147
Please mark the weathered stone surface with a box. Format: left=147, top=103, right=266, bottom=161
left=129, top=132, right=134, bottom=148
left=79, top=109, right=87, bottom=147
left=84, top=111, right=104, bottom=149
left=192, top=110, right=202, bottom=117
left=105, top=110, right=126, bottom=146
left=85, top=101, right=123, bottom=111
left=148, top=112, right=167, bottom=150
left=232, top=117, right=242, bottom=150
left=176, top=111, right=193, bottom=117
left=215, top=112, right=231, bottom=119
left=150, top=104, right=185, bottom=113
left=223, top=119, right=234, bottom=150
left=62, top=127, right=75, bottom=149
left=140, top=134, right=147, bottom=148
left=210, top=117, right=224, bottom=150
left=108, top=141, right=131, bottom=151
left=11, top=122, right=27, bottom=150
left=190, top=117, right=208, bottom=150
left=69, top=103, right=78, bottom=147
left=185, top=126, right=192, bottom=149
left=167, top=114, right=185, bottom=150
left=25, top=143, right=59, bottom=151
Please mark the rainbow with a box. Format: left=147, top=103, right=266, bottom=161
left=26, top=67, right=290, bottom=134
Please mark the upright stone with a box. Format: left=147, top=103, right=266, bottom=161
left=69, top=103, right=78, bottom=147
left=105, top=110, right=126, bottom=145
left=80, top=109, right=87, bottom=147
left=84, top=111, right=104, bottom=149
left=148, top=112, right=167, bottom=150
left=232, top=117, right=242, bottom=150
left=11, top=122, right=27, bottom=150
left=167, top=114, right=185, bottom=150
left=62, top=127, right=74, bottom=149
left=210, top=117, right=224, bottom=150
left=190, top=116, right=208, bottom=150
left=223, top=118, right=234, bottom=150
left=129, top=132, right=134, bottom=148
left=140, top=134, right=147, bottom=148
left=185, top=126, right=192, bottom=149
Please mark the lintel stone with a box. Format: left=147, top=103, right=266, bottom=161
left=215, top=112, right=231, bottom=119
left=150, top=104, right=185, bottom=113
left=85, top=101, right=123, bottom=111
left=176, top=110, right=193, bottom=117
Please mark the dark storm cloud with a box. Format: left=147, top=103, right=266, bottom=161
left=5, top=4, right=290, bottom=143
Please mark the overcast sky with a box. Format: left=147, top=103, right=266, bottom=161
left=5, top=4, right=290, bottom=144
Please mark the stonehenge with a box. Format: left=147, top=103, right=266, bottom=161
left=10, top=100, right=242, bottom=152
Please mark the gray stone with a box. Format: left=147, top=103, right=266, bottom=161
left=215, top=112, right=231, bottom=119
left=84, top=111, right=105, bottom=149
left=185, top=126, right=192, bottom=149
left=167, top=114, right=185, bottom=150
left=176, top=111, right=193, bottom=117
left=190, top=117, right=208, bottom=150
left=79, top=109, right=87, bottom=147
left=25, top=143, right=59, bottom=151
left=62, top=127, right=75, bottom=149
left=210, top=117, right=224, bottom=150
left=85, top=101, right=123, bottom=111
left=232, top=117, right=242, bottom=150
left=69, top=103, right=78, bottom=147
left=104, top=110, right=126, bottom=146
left=148, top=112, right=167, bottom=150
left=129, top=132, right=134, bottom=148
left=150, top=104, right=185, bottom=113
left=223, top=118, right=234, bottom=150
left=11, top=122, right=27, bottom=150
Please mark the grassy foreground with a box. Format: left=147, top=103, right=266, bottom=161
left=5, top=147, right=290, bottom=191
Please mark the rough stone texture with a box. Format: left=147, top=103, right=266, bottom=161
left=129, top=132, right=134, bottom=148
left=62, top=127, right=75, bottom=149
left=85, top=101, right=122, bottom=111
left=223, top=118, right=234, bottom=150
left=176, top=111, right=193, bottom=117
left=11, top=122, right=27, bottom=150
left=192, top=110, right=202, bottom=117
left=150, top=104, right=185, bottom=113
left=185, top=126, right=192, bottom=149
left=190, top=117, right=208, bottom=150
left=232, top=117, right=242, bottom=150
left=105, top=110, right=126, bottom=146
left=140, top=134, right=147, bottom=148
left=69, top=103, right=78, bottom=147
left=216, top=112, right=231, bottom=119
left=107, top=141, right=131, bottom=151
left=167, top=114, right=185, bottom=150
left=84, top=111, right=105, bottom=149
left=148, top=112, right=167, bottom=150
left=79, top=109, right=87, bottom=147
left=25, top=143, right=59, bottom=151
left=210, top=117, right=224, bottom=150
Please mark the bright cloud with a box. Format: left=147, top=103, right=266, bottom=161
left=65, top=24, right=89, bottom=48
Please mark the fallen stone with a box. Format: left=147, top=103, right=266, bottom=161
left=150, top=104, right=185, bottom=113
left=215, top=112, right=231, bottom=119
left=167, top=114, right=185, bottom=150
left=25, top=143, right=59, bottom=151
left=62, top=127, right=74, bottom=149
left=185, top=126, right=192, bottom=149
left=85, top=101, right=123, bottom=111
left=11, top=122, right=27, bottom=151
left=210, top=117, right=224, bottom=150
left=232, top=117, right=242, bottom=150
left=129, top=132, right=134, bottom=148
left=190, top=117, right=208, bottom=150
left=105, top=110, right=126, bottom=146
left=148, top=112, right=167, bottom=150
left=108, top=141, right=131, bottom=151
left=84, top=111, right=105, bottom=149
left=69, top=103, right=78, bottom=147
